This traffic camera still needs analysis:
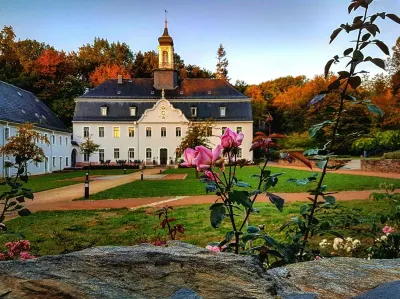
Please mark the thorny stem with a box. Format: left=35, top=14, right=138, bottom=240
left=299, top=6, right=369, bottom=260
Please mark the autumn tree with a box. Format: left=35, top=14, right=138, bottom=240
left=79, top=136, right=100, bottom=168
left=215, top=44, right=229, bottom=80
left=89, top=64, right=131, bottom=86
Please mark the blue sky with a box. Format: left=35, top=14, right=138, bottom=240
left=1, top=0, right=399, bottom=84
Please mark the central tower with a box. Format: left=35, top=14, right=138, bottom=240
left=153, top=12, right=178, bottom=91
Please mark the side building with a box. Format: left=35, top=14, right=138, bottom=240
left=72, top=21, right=253, bottom=165
left=0, top=81, right=72, bottom=177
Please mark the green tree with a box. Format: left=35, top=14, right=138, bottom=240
left=79, top=136, right=100, bottom=168
left=234, top=80, right=248, bottom=93
left=215, top=44, right=229, bottom=81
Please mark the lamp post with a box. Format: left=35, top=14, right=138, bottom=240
left=84, top=172, right=89, bottom=199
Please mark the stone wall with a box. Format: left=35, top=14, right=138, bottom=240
left=361, top=159, right=400, bottom=173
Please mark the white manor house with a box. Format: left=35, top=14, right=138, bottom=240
left=72, top=22, right=253, bottom=166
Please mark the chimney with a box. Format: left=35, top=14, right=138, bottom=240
left=117, top=74, right=123, bottom=84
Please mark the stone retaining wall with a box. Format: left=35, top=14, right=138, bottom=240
left=361, top=159, right=400, bottom=173
left=277, top=159, right=348, bottom=169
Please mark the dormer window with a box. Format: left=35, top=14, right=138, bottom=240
left=130, top=106, right=137, bottom=116
left=191, top=107, right=197, bottom=117
left=220, top=106, right=226, bottom=117
left=151, top=91, right=155, bottom=95
left=101, top=106, right=108, bottom=116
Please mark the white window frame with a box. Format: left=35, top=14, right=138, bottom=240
left=65, top=137, right=68, bottom=145
left=130, top=107, right=136, bottom=116
left=52, top=135, right=55, bottom=145
left=128, top=148, right=135, bottom=159
left=83, top=127, right=89, bottom=138
left=220, top=106, right=226, bottom=117
left=65, top=156, right=69, bottom=167
left=99, top=149, right=105, bottom=162
left=99, top=126, right=105, bottom=138
left=128, top=127, right=135, bottom=137
left=113, top=127, right=120, bottom=138
left=59, top=156, right=63, bottom=169
left=161, top=127, right=167, bottom=137
left=52, top=156, right=56, bottom=167
left=176, top=127, right=181, bottom=137
left=191, top=107, right=197, bottom=117
left=114, top=148, right=120, bottom=159
left=146, top=127, right=152, bottom=137
left=101, top=107, right=108, bottom=116
left=4, top=127, right=9, bottom=140
left=146, top=148, right=152, bottom=159
left=84, top=152, right=89, bottom=162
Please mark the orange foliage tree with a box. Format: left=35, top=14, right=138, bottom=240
left=89, top=64, right=131, bottom=86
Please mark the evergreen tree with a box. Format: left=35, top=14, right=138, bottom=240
left=215, top=44, right=229, bottom=81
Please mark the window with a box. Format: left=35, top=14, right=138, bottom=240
left=44, top=134, right=48, bottom=144
left=176, top=127, right=181, bottom=137
left=130, top=107, right=136, bottom=116
left=83, top=127, right=89, bottom=138
left=59, top=136, right=62, bottom=145
left=222, top=127, right=227, bottom=134
left=220, top=107, right=226, bottom=117
left=146, top=127, right=152, bottom=137
left=59, top=157, right=62, bottom=168
left=65, top=137, right=68, bottom=145
left=191, top=107, right=197, bottom=117
left=65, top=157, right=69, bottom=167
left=236, top=127, right=242, bottom=134
left=207, top=127, right=213, bottom=137
left=114, top=148, right=120, bottom=159
left=128, top=148, right=135, bottom=159
left=4, top=127, right=9, bottom=140
left=99, top=127, right=105, bottom=138
left=237, top=148, right=242, bottom=158
left=146, top=148, right=152, bottom=159
left=113, top=127, right=120, bottom=138
left=161, top=127, right=166, bottom=137
left=99, top=149, right=104, bottom=162
left=128, top=127, right=135, bottom=137
left=52, top=157, right=56, bottom=167
left=84, top=152, right=89, bottom=162
left=101, top=107, right=108, bottom=116
left=52, top=135, right=55, bottom=144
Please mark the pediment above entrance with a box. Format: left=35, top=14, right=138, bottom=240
left=138, top=99, right=189, bottom=123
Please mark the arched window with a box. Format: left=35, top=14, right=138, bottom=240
left=146, top=148, right=152, bottom=159
left=163, top=51, right=168, bottom=64
left=161, top=127, right=167, bottom=137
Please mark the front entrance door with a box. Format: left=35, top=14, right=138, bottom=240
left=71, top=149, right=77, bottom=167
left=160, top=148, right=168, bottom=165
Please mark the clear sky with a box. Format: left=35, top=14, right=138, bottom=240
left=1, top=0, right=399, bottom=84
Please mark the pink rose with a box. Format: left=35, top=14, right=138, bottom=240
left=206, top=245, right=220, bottom=252
left=180, top=148, right=196, bottom=167
left=205, top=170, right=220, bottom=182
left=382, top=225, right=396, bottom=235
left=220, top=128, right=244, bottom=149
left=193, top=145, right=222, bottom=171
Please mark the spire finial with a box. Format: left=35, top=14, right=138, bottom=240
left=164, top=9, right=168, bottom=29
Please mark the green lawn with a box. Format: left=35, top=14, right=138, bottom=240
left=0, top=169, right=138, bottom=193
left=0, top=200, right=389, bottom=256
left=86, top=166, right=400, bottom=200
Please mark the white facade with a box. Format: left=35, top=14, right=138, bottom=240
left=0, top=121, right=72, bottom=177
left=73, top=99, right=253, bottom=165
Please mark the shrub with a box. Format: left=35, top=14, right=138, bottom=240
left=280, top=132, right=319, bottom=149
left=383, top=151, right=400, bottom=159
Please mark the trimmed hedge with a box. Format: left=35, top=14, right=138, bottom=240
left=383, top=151, right=400, bottom=159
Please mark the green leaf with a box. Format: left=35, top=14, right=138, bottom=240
left=20, top=175, right=28, bottom=183
left=370, top=58, right=386, bottom=70
left=386, top=13, right=400, bottom=24
left=18, top=208, right=31, bottom=217
left=266, top=192, right=284, bottom=212
left=242, top=233, right=258, bottom=243
left=343, top=48, right=353, bottom=56
left=228, top=190, right=252, bottom=208
left=353, top=50, right=364, bottom=61
left=319, top=221, right=331, bottom=230
left=380, top=215, right=388, bottom=224
left=22, top=190, right=34, bottom=200
left=210, top=203, right=225, bottom=228
left=316, top=160, right=327, bottom=170
left=320, top=185, right=327, bottom=192
left=328, top=79, right=341, bottom=91
left=16, top=196, right=25, bottom=203
left=375, top=40, right=390, bottom=55
left=236, top=181, right=251, bottom=188
left=324, top=59, right=335, bottom=78
left=324, top=195, right=336, bottom=206
left=246, top=226, right=260, bottom=234
left=367, top=104, right=383, bottom=116
left=344, top=93, right=356, bottom=102
left=329, top=28, right=342, bottom=44
left=263, top=170, right=271, bottom=178
left=225, top=231, right=235, bottom=242
left=299, top=204, right=310, bottom=216
left=348, top=76, right=362, bottom=89
left=262, top=235, right=281, bottom=250
left=362, top=33, right=371, bottom=41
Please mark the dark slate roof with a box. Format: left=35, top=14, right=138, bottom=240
left=0, top=81, right=69, bottom=132
left=73, top=101, right=252, bottom=122
left=79, top=78, right=248, bottom=99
